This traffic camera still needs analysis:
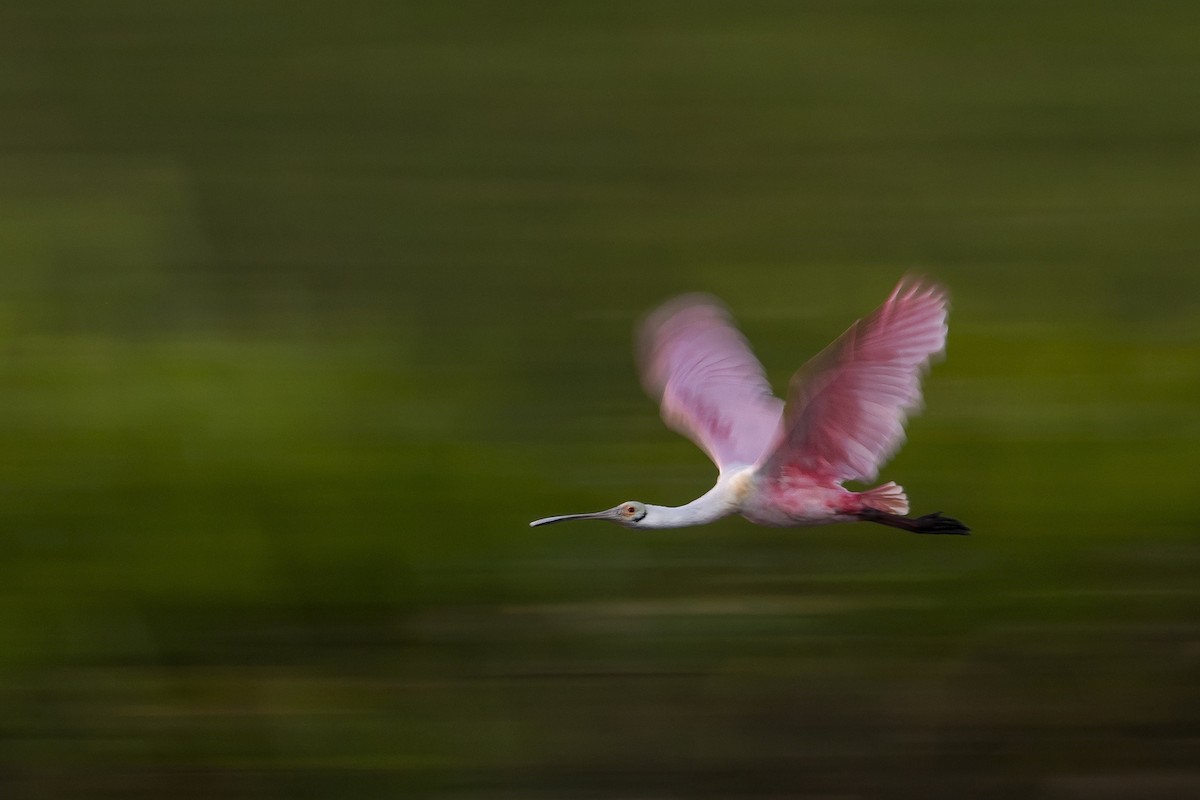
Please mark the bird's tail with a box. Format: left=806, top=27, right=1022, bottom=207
left=860, top=481, right=909, bottom=515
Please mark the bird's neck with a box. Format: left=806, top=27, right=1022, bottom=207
left=640, top=471, right=751, bottom=529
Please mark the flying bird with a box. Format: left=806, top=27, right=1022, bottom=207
left=531, top=278, right=969, bottom=535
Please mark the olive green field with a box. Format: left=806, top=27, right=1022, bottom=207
left=0, top=2, right=1198, bottom=798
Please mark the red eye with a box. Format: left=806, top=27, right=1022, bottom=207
left=626, top=505, right=636, bottom=514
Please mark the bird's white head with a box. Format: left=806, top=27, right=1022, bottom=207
left=529, top=501, right=648, bottom=529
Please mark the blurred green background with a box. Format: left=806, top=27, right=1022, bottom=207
left=1, top=2, right=1198, bottom=797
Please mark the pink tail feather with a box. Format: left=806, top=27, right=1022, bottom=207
left=860, top=481, right=909, bottom=515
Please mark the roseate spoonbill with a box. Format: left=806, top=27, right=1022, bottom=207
left=530, top=278, right=969, bottom=535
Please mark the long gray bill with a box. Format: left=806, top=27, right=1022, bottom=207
left=529, top=510, right=614, bottom=527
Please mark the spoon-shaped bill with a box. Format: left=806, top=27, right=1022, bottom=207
left=529, top=509, right=618, bottom=527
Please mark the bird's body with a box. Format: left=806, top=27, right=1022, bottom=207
left=531, top=278, right=969, bottom=535
left=742, top=470, right=858, bottom=527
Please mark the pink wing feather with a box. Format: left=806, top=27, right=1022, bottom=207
left=762, top=277, right=949, bottom=484
left=638, top=294, right=785, bottom=473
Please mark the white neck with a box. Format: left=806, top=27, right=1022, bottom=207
left=637, top=473, right=747, bottom=529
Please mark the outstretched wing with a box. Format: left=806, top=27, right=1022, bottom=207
left=762, top=277, right=949, bottom=483
left=638, top=294, right=785, bottom=473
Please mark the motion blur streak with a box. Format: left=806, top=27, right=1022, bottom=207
left=0, top=2, right=1197, bottom=798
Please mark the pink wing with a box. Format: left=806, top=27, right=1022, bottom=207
left=762, top=277, right=949, bottom=484
left=638, top=294, right=785, bottom=473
